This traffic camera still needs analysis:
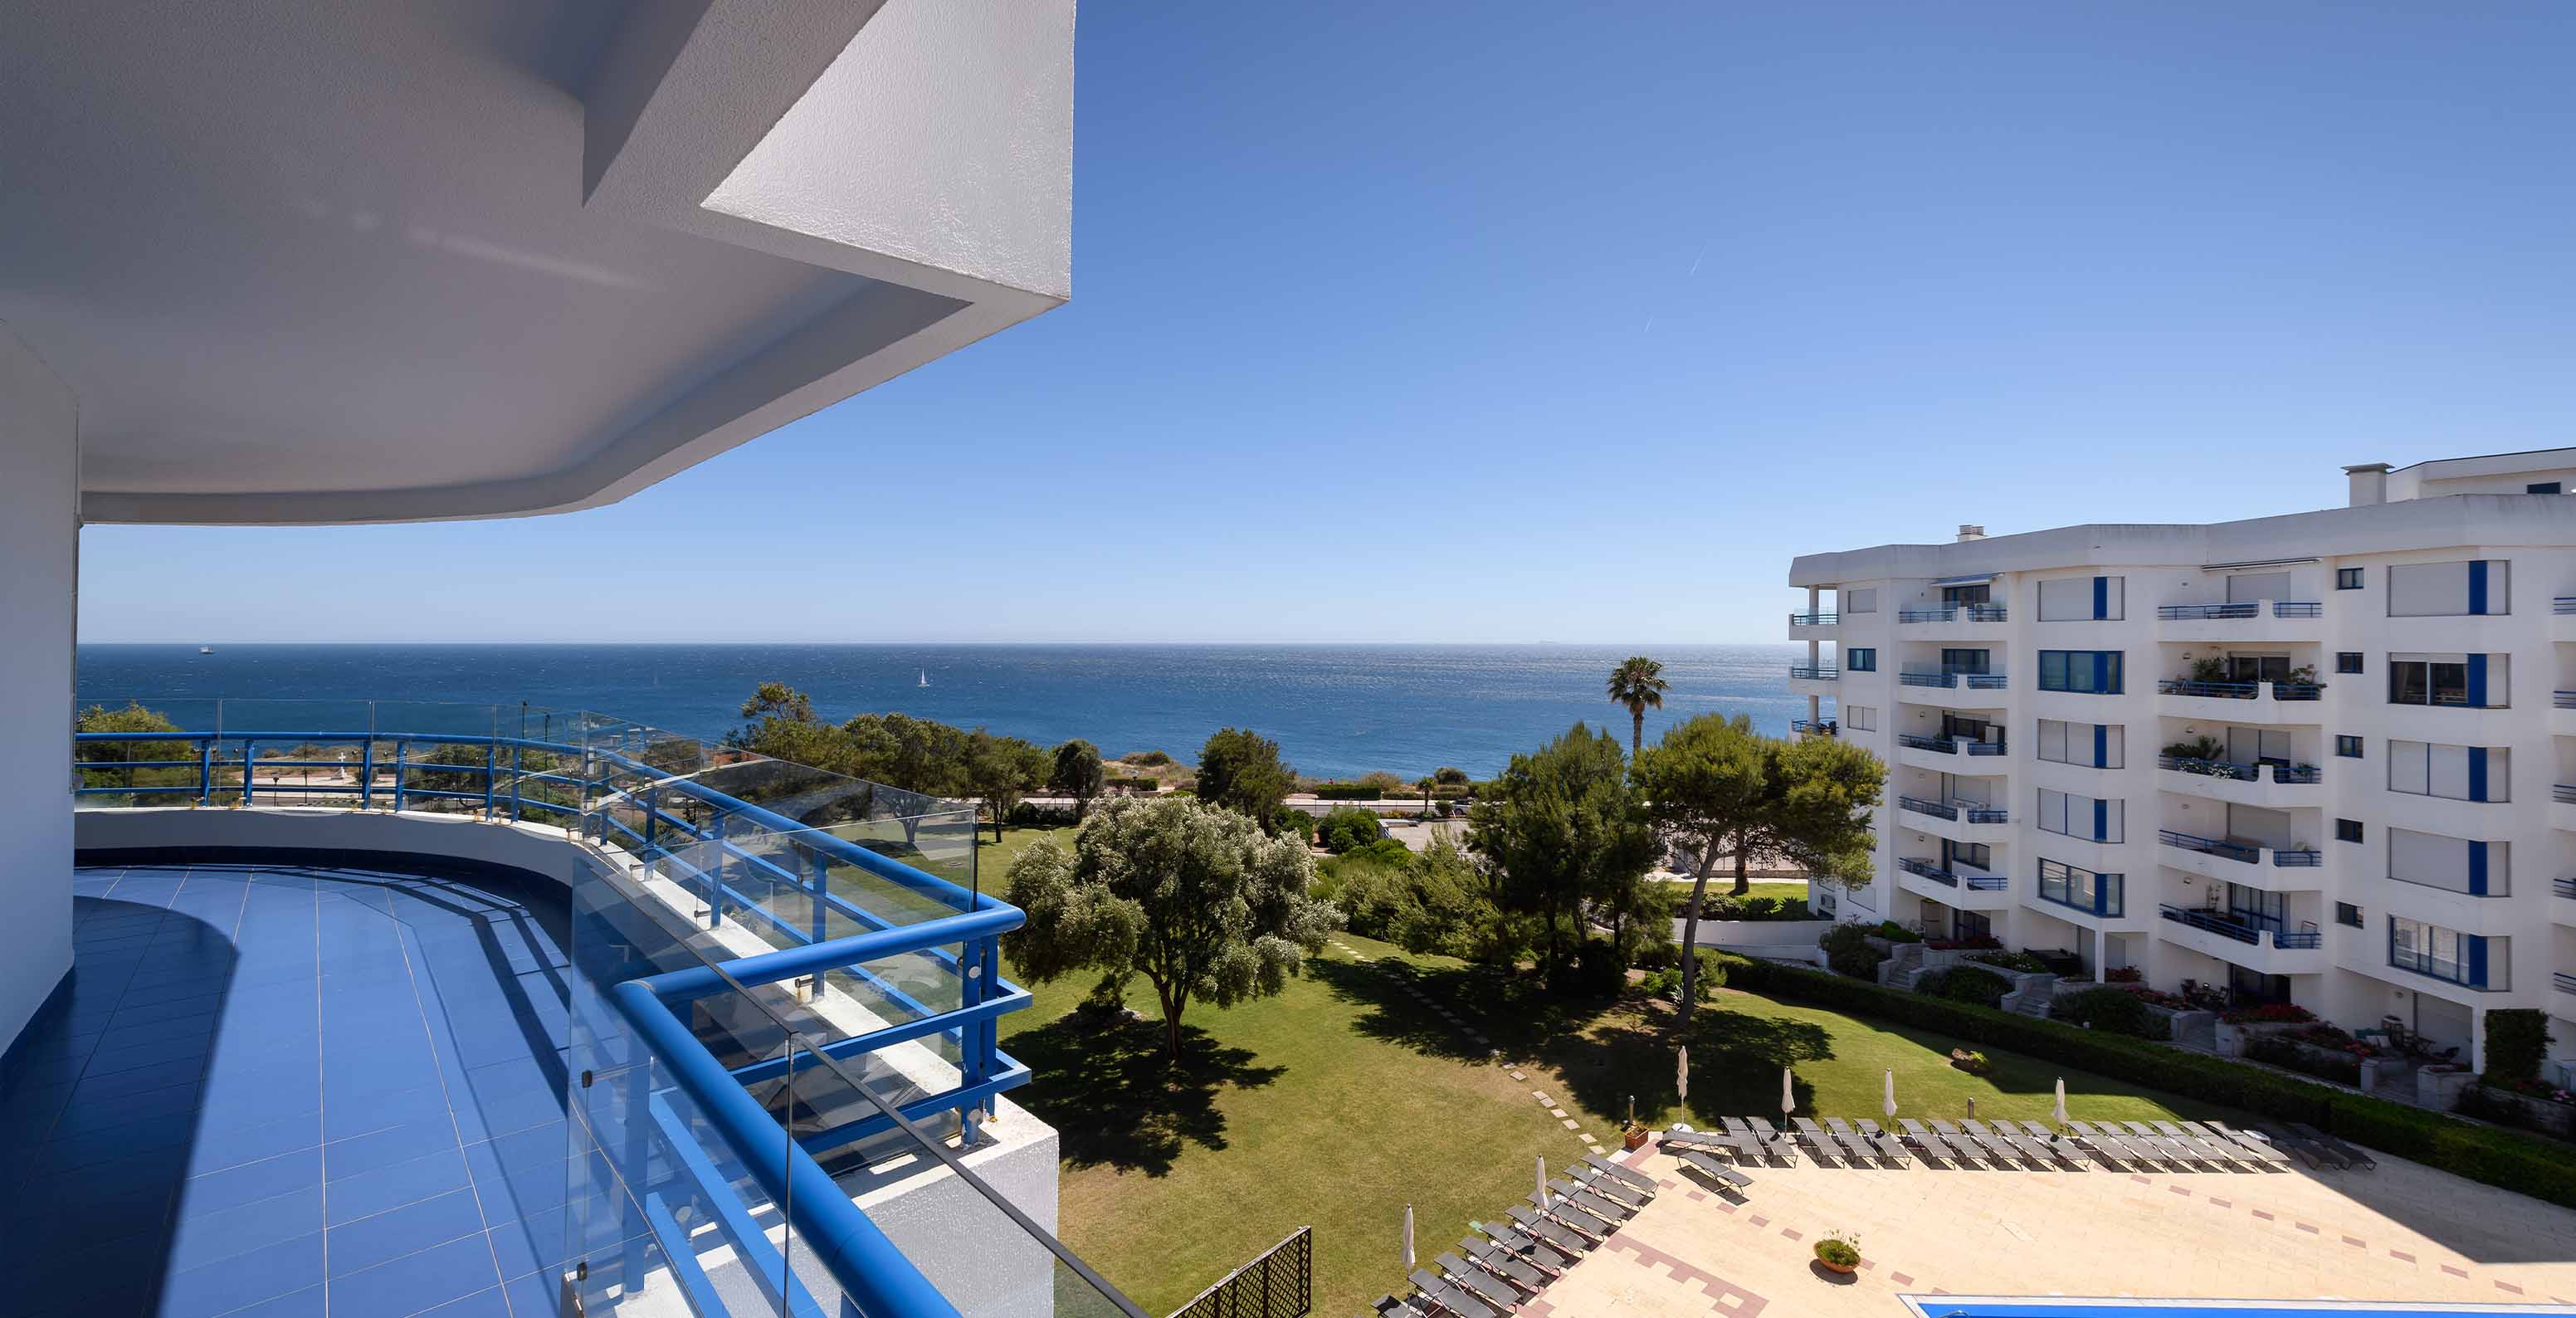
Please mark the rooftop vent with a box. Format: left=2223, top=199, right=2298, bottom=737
left=1956, top=525, right=1986, bottom=542
left=2344, top=462, right=2391, bottom=507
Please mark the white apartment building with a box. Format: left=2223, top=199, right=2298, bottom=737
left=1787, top=448, right=2576, bottom=1076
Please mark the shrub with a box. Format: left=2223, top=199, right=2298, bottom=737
left=1819, top=923, right=1889, bottom=981
left=1969, top=950, right=2050, bottom=974
left=1701, top=895, right=1817, bottom=923
left=1949, top=1050, right=1991, bottom=1075
left=1929, top=966, right=2012, bottom=1008
left=1700, top=951, right=2576, bottom=1209
left=2104, top=966, right=2143, bottom=984
left=1642, top=949, right=1730, bottom=1003
left=2051, top=985, right=2169, bottom=1040
left=1124, top=750, right=1176, bottom=767
left=1005, top=803, right=1081, bottom=827
left=1105, top=776, right=1161, bottom=793
left=1313, top=783, right=1384, bottom=800
left=2244, top=1033, right=2361, bottom=1085
left=1271, top=806, right=1318, bottom=844
left=1317, top=807, right=1386, bottom=853
left=1559, top=939, right=1629, bottom=998
left=2485, top=1009, right=2554, bottom=1085
left=1432, top=766, right=1471, bottom=786
left=1812, top=1238, right=1860, bottom=1268
left=1873, top=921, right=1923, bottom=943
left=2222, top=1002, right=2315, bottom=1025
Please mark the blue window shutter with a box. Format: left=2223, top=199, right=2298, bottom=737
left=2091, top=798, right=2107, bottom=841
left=2466, top=935, right=2489, bottom=988
left=2467, top=559, right=2487, bottom=615
left=2091, top=724, right=2107, bottom=767
left=2467, top=841, right=2487, bottom=896
left=2467, top=747, right=2487, bottom=802
left=2091, top=576, right=2109, bottom=619
left=2466, top=653, right=2487, bottom=707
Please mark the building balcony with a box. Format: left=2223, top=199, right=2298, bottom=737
left=2155, top=904, right=2325, bottom=975
left=2154, top=757, right=2324, bottom=808
left=2553, top=596, right=2576, bottom=642
left=2156, top=828, right=2327, bottom=888
left=2552, top=690, right=2576, bottom=738
left=1895, top=857, right=2013, bottom=909
left=1788, top=610, right=1839, bottom=639
left=1895, top=669, right=2008, bottom=710
left=1790, top=718, right=1838, bottom=738
left=2559, top=782, right=2576, bottom=833
left=1892, top=604, right=2010, bottom=642
left=61, top=702, right=1127, bottom=1318
left=1894, top=733, right=2008, bottom=774
left=1788, top=665, right=1838, bottom=696
left=2154, top=679, right=2327, bottom=725
left=2557, top=876, right=2576, bottom=926
left=2152, top=600, right=2326, bottom=643
left=1894, top=795, right=2012, bottom=845
left=2557, top=972, right=2576, bottom=997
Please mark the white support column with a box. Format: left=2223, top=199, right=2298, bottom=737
left=0, top=325, right=78, bottom=1055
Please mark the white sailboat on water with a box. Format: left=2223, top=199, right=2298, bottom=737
left=918, top=668, right=929, bottom=688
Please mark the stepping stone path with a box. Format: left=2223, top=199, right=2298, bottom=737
left=1332, top=942, right=1593, bottom=1146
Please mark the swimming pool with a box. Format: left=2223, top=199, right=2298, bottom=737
left=1905, top=1300, right=2576, bottom=1317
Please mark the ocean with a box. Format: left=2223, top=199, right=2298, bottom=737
left=76, top=643, right=1811, bottom=780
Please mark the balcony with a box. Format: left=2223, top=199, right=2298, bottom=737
left=1787, top=666, right=1839, bottom=699
left=1891, top=603, right=2009, bottom=642
left=1895, top=733, right=2008, bottom=774
left=2553, top=691, right=2576, bottom=737
left=2152, top=600, right=2326, bottom=642
left=2155, top=757, right=2324, bottom=808
left=1895, top=857, right=2012, bottom=907
left=1895, top=796, right=2011, bottom=844
left=2156, top=904, right=2325, bottom=973
left=1788, top=610, right=1839, bottom=639
left=2557, top=783, right=2576, bottom=833
left=2558, top=972, right=2576, bottom=996
left=2154, top=678, right=2327, bottom=724
left=2558, top=876, right=2576, bottom=926
left=2554, top=597, right=2576, bottom=642
left=2157, top=829, right=2325, bottom=887
left=1791, top=718, right=1838, bottom=737
left=1896, top=669, right=2008, bottom=710
left=61, top=702, right=1134, bottom=1318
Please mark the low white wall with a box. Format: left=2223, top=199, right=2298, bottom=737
left=0, top=326, right=78, bottom=1058
left=1675, top=917, right=1836, bottom=949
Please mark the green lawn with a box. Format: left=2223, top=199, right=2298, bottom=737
left=1659, top=877, right=1812, bottom=906
left=995, top=926, right=2237, bottom=1317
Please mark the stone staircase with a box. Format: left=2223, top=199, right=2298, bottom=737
left=1996, top=972, right=2058, bottom=1018
left=2168, top=1010, right=2220, bottom=1053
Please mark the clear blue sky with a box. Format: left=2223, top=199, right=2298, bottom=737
left=79, top=2, right=2576, bottom=644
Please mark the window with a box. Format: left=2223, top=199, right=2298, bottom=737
left=2037, top=575, right=2124, bottom=621
left=1846, top=647, right=1876, bottom=672
left=2529, top=481, right=2562, bottom=494
left=2387, top=559, right=2509, bottom=616
left=2388, top=827, right=2506, bottom=896
left=2036, top=788, right=2123, bottom=842
left=2037, top=858, right=2123, bottom=917
left=1845, top=587, right=1878, bottom=614
left=2336, top=567, right=2364, bottom=590
left=2388, top=653, right=2505, bottom=707
left=2388, top=741, right=2507, bottom=802
left=2334, top=818, right=2363, bottom=844
left=2035, top=719, right=2123, bottom=768
left=2334, top=652, right=2363, bottom=675
left=2388, top=916, right=2505, bottom=990
left=2037, top=650, right=2123, bottom=694
left=2334, top=735, right=2362, bottom=759
left=1844, top=705, right=1877, bottom=732
left=2335, top=901, right=2363, bottom=929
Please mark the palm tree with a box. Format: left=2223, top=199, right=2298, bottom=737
left=1606, top=656, right=1670, bottom=755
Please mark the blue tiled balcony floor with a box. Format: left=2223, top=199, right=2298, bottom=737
left=2, top=864, right=601, bottom=1318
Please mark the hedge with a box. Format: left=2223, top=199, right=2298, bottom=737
left=1710, top=952, right=2576, bottom=1209
left=1313, top=783, right=1383, bottom=800
left=1105, top=777, right=1161, bottom=793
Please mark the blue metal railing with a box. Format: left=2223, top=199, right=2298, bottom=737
left=1896, top=606, right=2007, bottom=623
left=2273, top=764, right=2322, bottom=784
left=2554, top=597, right=2576, bottom=615
left=1963, top=806, right=2008, bottom=823
left=1895, top=733, right=1954, bottom=754
left=74, top=722, right=1129, bottom=1318
left=1788, top=611, right=1839, bottom=626
left=1963, top=874, right=2008, bottom=891
left=2159, top=904, right=2261, bottom=945
left=2158, top=679, right=2259, bottom=699
left=2159, top=829, right=2258, bottom=864
left=2272, top=848, right=2322, bottom=867
left=2272, top=602, right=2323, bottom=618
left=1788, top=665, right=1839, bottom=681
left=2556, top=876, right=2576, bottom=900
left=1898, top=670, right=1956, bottom=687
left=2273, top=681, right=2324, bottom=701
left=2159, top=755, right=2258, bottom=781
left=2557, top=973, right=2576, bottom=996
left=1897, top=795, right=1956, bottom=821
left=1790, top=718, right=1837, bottom=735
left=1895, top=857, right=1957, bottom=886
left=1963, top=672, right=2008, bottom=690
left=2555, top=691, right=2576, bottom=710
left=2157, top=603, right=2257, bottom=620
left=2274, top=925, right=2325, bottom=949
left=1963, top=740, right=2007, bottom=756
left=2556, top=783, right=2576, bottom=804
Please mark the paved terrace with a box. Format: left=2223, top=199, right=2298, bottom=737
left=1531, top=1138, right=2576, bottom=1316
left=2, top=864, right=594, bottom=1318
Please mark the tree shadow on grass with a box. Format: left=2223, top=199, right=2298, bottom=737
left=1310, top=954, right=1627, bottom=1065
left=1544, top=995, right=1839, bottom=1125
left=1004, top=1013, right=1286, bottom=1176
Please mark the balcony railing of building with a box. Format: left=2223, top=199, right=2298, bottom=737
left=1898, top=668, right=2008, bottom=691
left=1788, top=610, right=1839, bottom=626
left=1898, top=796, right=2008, bottom=824
left=1895, top=857, right=2007, bottom=891
left=2556, top=876, right=2576, bottom=900
left=1895, top=733, right=2008, bottom=757
left=1788, top=665, right=1839, bottom=681
left=1790, top=718, right=1837, bottom=736
left=2555, top=691, right=2576, bottom=710
left=2159, top=828, right=2258, bottom=864
left=1896, top=605, right=2008, bottom=623
left=73, top=700, right=1146, bottom=1318
left=2556, top=783, right=2576, bottom=804
left=2557, top=972, right=2576, bottom=996
left=2154, top=602, right=2323, bottom=621
left=2159, top=904, right=2320, bottom=949
left=1896, top=795, right=1956, bottom=821
left=2555, top=596, right=2576, bottom=615
left=2156, top=756, right=2322, bottom=785
left=2156, top=678, right=2325, bottom=702
left=2272, top=848, right=2322, bottom=867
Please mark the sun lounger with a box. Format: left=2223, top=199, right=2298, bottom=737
left=1573, top=1165, right=1648, bottom=1208
left=1928, top=1119, right=1998, bottom=1165
left=1867, top=1133, right=1910, bottom=1165
left=1825, top=1116, right=1861, bottom=1139
left=1674, top=1147, right=1754, bottom=1192
left=2289, top=1123, right=2375, bottom=1170
left=2013, top=1122, right=2088, bottom=1168
left=1410, top=1267, right=1500, bottom=1318
left=1476, top=1222, right=1573, bottom=1272
left=1958, top=1119, right=2032, bottom=1165
left=1725, top=1117, right=1793, bottom=1164
left=1435, top=1253, right=1521, bottom=1311
left=2150, top=1120, right=2189, bottom=1138
left=2199, top=1123, right=2292, bottom=1169
left=1548, top=1181, right=1631, bottom=1228
left=1505, top=1204, right=1592, bottom=1253
left=1372, top=1292, right=1428, bottom=1317
left=1462, top=1237, right=1549, bottom=1291
left=2065, top=1120, right=2142, bottom=1166
left=1583, top=1153, right=1657, bottom=1196
left=1895, top=1117, right=1962, bottom=1164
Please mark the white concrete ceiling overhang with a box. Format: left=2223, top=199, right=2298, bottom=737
left=0, top=0, right=1071, bottom=525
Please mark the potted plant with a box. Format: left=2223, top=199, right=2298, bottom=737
left=1949, top=1048, right=1992, bottom=1075
left=1623, top=1120, right=1651, bottom=1151
left=1812, top=1233, right=1861, bottom=1275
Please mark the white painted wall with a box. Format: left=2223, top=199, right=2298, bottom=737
left=0, top=325, right=77, bottom=1056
